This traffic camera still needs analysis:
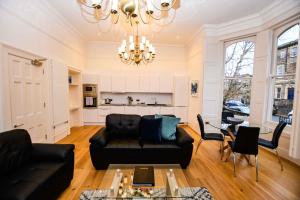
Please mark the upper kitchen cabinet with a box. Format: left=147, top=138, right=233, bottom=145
left=149, top=75, right=160, bottom=93
left=82, top=74, right=99, bottom=84
left=111, top=75, right=126, bottom=93
left=159, top=75, right=173, bottom=93
left=173, top=75, right=189, bottom=106
left=99, top=74, right=111, bottom=92
left=126, top=75, right=139, bottom=92
left=139, top=75, right=150, bottom=92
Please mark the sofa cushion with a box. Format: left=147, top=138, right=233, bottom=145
left=140, top=116, right=162, bottom=143
left=0, top=129, right=32, bottom=179
left=155, top=115, right=180, bottom=141
left=106, top=114, right=141, bottom=139
left=105, top=139, right=141, bottom=149
left=0, top=161, right=66, bottom=200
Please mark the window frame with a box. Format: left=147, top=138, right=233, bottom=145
left=222, top=37, right=256, bottom=118
left=267, top=20, right=300, bottom=131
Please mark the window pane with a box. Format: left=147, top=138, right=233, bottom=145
left=272, top=75, right=295, bottom=125
left=222, top=40, right=254, bottom=123
left=272, top=24, right=299, bottom=125
left=225, top=41, right=255, bottom=78
left=276, top=24, right=299, bottom=75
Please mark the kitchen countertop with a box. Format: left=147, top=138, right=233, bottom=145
left=98, top=103, right=173, bottom=107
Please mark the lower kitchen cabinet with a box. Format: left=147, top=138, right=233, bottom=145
left=83, top=109, right=98, bottom=123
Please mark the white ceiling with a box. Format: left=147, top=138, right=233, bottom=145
left=47, top=0, right=277, bottom=44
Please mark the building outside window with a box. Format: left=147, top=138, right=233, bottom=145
left=271, top=23, right=299, bottom=125
left=222, top=39, right=255, bottom=123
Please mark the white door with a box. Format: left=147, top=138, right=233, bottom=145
left=9, top=54, right=46, bottom=143
left=173, top=76, right=189, bottom=106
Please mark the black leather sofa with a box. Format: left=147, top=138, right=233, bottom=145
left=89, top=114, right=194, bottom=169
left=0, top=129, right=75, bottom=200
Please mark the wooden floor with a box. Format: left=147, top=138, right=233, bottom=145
left=57, top=126, right=300, bottom=200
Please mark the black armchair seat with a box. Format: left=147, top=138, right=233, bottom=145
left=203, top=133, right=224, bottom=141
left=258, top=138, right=275, bottom=149
left=0, top=129, right=74, bottom=200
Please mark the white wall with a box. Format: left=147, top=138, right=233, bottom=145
left=186, top=32, right=204, bottom=131
left=0, top=0, right=86, bottom=133
left=84, top=41, right=187, bottom=75
left=0, top=0, right=86, bottom=69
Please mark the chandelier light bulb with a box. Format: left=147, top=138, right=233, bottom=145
left=129, top=35, right=134, bottom=43
left=145, top=40, right=150, bottom=47
left=146, top=0, right=154, bottom=14
left=92, top=0, right=102, bottom=7
left=161, top=0, right=171, bottom=7
left=111, top=0, right=119, bottom=13
left=129, top=43, right=135, bottom=51
left=141, top=36, right=146, bottom=44
left=140, top=43, right=145, bottom=51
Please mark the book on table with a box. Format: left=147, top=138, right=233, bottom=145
left=133, top=166, right=155, bottom=186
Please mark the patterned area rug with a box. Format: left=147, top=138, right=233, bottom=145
left=80, top=187, right=213, bottom=200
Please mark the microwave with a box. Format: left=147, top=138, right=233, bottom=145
left=83, top=84, right=97, bottom=97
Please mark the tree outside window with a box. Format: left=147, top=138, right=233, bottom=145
left=222, top=40, right=255, bottom=123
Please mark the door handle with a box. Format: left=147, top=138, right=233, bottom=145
left=14, top=123, right=24, bottom=128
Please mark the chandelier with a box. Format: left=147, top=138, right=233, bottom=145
left=118, top=22, right=155, bottom=65
left=78, top=0, right=178, bottom=26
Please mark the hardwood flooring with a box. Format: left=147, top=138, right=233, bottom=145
left=57, top=126, right=300, bottom=200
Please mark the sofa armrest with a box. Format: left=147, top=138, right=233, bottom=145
left=32, top=143, right=75, bottom=162
left=89, top=127, right=109, bottom=147
left=176, top=127, right=194, bottom=146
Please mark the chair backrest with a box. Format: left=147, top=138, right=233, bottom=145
left=197, top=114, right=206, bottom=138
left=222, top=111, right=234, bottom=124
left=272, top=121, right=287, bottom=148
left=233, top=126, right=260, bottom=155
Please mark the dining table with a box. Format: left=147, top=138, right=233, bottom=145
left=220, top=118, right=273, bottom=163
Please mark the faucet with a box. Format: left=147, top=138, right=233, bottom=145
left=127, top=96, right=133, bottom=105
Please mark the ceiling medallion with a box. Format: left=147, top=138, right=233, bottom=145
left=118, top=22, right=155, bottom=65
left=78, top=0, right=179, bottom=27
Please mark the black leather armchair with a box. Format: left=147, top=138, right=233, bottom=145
left=0, top=129, right=74, bottom=200
left=89, top=114, right=194, bottom=169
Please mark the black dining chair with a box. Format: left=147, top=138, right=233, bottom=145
left=196, top=114, right=224, bottom=158
left=228, top=126, right=260, bottom=181
left=258, top=121, right=287, bottom=171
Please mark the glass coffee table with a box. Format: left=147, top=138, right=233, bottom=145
left=80, top=164, right=213, bottom=199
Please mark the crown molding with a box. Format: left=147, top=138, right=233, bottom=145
left=186, top=0, right=300, bottom=45
left=87, top=40, right=186, bottom=48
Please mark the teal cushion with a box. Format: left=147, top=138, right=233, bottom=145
left=155, top=115, right=180, bottom=141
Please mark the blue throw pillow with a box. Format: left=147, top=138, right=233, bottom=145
left=155, top=115, right=180, bottom=141
left=140, top=116, right=162, bottom=143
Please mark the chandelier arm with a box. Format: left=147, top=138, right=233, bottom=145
left=80, top=7, right=101, bottom=24
left=150, top=0, right=177, bottom=12
left=111, top=13, right=120, bottom=24
left=137, top=1, right=151, bottom=24
left=153, top=9, right=177, bottom=27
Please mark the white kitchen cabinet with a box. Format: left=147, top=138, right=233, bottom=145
left=139, top=75, right=150, bottom=92
left=98, top=106, right=111, bottom=123
left=126, top=75, right=139, bottom=92
left=124, top=106, right=139, bottom=114
left=173, top=75, right=189, bottom=106
left=149, top=75, right=160, bottom=93
left=111, top=75, right=126, bottom=93
left=83, top=109, right=98, bottom=123
left=175, top=107, right=188, bottom=123
left=99, top=74, right=111, bottom=92
left=110, top=106, right=125, bottom=114
left=82, top=74, right=99, bottom=84
left=160, top=107, right=175, bottom=115
left=159, top=75, right=173, bottom=93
